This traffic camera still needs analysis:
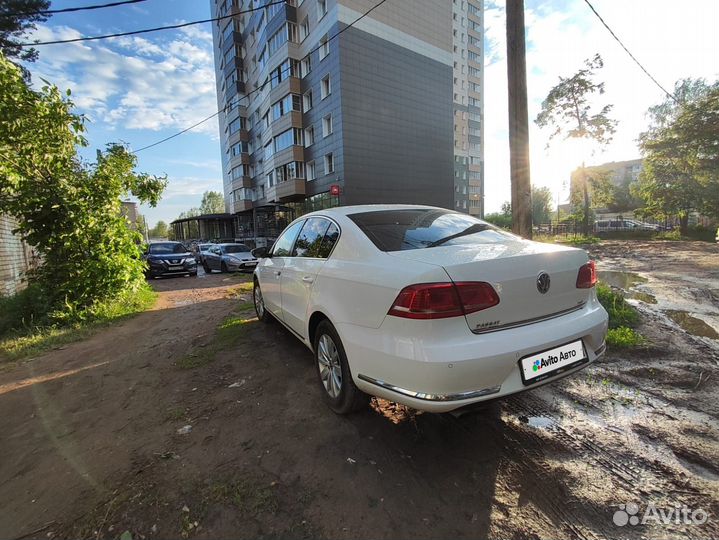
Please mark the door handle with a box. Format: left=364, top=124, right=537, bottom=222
left=274, top=271, right=281, bottom=277
left=302, top=276, right=314, bottom=283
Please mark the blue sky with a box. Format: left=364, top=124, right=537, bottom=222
left=25, top=0, right=719, bottom=226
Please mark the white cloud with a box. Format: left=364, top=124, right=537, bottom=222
left=27, top=22, right=219, bottom=137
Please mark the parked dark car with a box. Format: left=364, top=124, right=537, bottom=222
left=143, top=242, right=197, bottom=278
left=202, top=243, right=257, bottom=273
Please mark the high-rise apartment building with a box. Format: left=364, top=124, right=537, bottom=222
left=210, top=0, right=483, bottom=242
left=452, top=0, right=484, bottom=216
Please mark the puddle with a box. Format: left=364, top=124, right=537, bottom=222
left=664, top=310, right=719, bottom=339
left=598, top=271, right=648, bottom=290
left=519, top=415, right=554, bottom=429
left=630, top=291, right=657, bottom=304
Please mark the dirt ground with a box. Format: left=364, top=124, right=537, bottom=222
left=1, top=240, right=717, bottom=540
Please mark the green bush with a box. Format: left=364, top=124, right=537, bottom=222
left=0, top=53, right=166, bottom=333
left=596, top=282, right=639, bottom=329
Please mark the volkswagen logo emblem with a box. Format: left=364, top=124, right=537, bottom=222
left=537, top=272, right=551, bottom=294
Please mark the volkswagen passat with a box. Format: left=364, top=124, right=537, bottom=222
left=253, top=205, right=608, bottom=414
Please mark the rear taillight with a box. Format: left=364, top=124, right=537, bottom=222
left=576, top=260, right=597, bottom=288
left=388, top=282, right=499, bottom=319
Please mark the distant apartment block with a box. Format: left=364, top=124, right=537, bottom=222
left=210, top=0, right=484, bottom=243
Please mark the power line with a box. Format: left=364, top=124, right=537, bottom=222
left=582, top=0, right=678, bottom=103
left=17, top=0, right=285, bottom=46
left=1, top=0, right=149, bottom=18
left=133, top=0, right=390, bottom=153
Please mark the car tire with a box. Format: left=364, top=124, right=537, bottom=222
left=313, top=320, right=368, bottom=415
left=189, top=271, right=198, bottom=277
left=202, top=261, right=211, bottom=273
left=221, top=261, right=228, bottom=273
left=253, top=280, right=272, bottom=323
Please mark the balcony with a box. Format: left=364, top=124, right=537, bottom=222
left=231, top=176, right=252, bottom=191
left=276, top=179, right=306, bottom=202
left=234, top=199, right=254, bottom=212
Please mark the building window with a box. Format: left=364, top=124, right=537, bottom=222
left=317, top=0, right=327, bottom=19
left=301, top=55, right=312, bottom=77
left=300, top=17, right=310, bottom=41
left=321, top=74, right=331, bottom=99
left=305, top=125, right=315, bottom=146
left=303, top=89, right=313, bottom=111
left=324, top=153, right=334, bottom=174
left=319, top=34, right=329, bottom=60
left=322, top=114, right=332, bottom=137
left=307, top=160, right=316, bottom=180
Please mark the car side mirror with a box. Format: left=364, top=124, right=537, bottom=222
left=252, top=247, right=270, bottom=258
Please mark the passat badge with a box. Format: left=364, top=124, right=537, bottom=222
left=536, top=272, right=551, bottom=294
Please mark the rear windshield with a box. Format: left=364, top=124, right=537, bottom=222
left=348, top=209, right=515, bottom=251
left=149, top=243, right=186, bottom=254
left=223, top=245, right=250, bottom=253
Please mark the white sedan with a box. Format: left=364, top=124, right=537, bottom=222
left=253, top=205, right=608, bottom=414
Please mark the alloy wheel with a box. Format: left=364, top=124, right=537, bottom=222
left=254, top=284, right=265, bottom=318
left=317, top=334, right=342, bottom=398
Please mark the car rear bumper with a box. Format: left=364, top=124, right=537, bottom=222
left=337, top=295, right=609, bottom=413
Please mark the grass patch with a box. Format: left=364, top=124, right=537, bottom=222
left=207, top=479, right=278, bottom=514
left=596, top=281, right=644, bottom=349
left=654, top=230, right=681, bottom=240
left=534, top=235, right=601, bottom=245
left=175, top=312, right=255, bottom=370
left=0, top=284, right=157, bottom=362
left=596, top=282, right=639, bottom=328
left=607, top=327, right=645, bottom=348
left=560, top=235, right=602, bottom=246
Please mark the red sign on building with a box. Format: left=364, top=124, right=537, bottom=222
left=330, top=184, right=340, bottom=196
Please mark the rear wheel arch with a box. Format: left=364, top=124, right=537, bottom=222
left=308, top=311, right=331, bottom=350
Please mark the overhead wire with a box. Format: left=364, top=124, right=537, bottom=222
left=16, top=0, right=285, bottom=46
left=582, top=0, right=678, bottom=103
left=1, top=0, right=149, bottom=17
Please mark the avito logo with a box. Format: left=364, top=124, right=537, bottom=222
left=532, top=349, right=578, bottom=372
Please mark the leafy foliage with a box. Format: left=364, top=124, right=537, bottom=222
left=484, top=202, right=512, bottom=229
left=636, top=79, right=719, bottom=232
left=531, top=185, right=553, bottom=225
left=0, top=0, right=49, bottom=77
left=150, top=220, right=169, bottom=238
left=200, top=190, right=225, bottom=214
left=0, top=54, right=166, bottom=331
left=535, top=54, right=618, bottom=235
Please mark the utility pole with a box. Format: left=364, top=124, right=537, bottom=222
left=506, top=0, right=533, bottom=238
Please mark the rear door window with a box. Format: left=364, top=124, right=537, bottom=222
left=293, top=218, right=331, bottom=257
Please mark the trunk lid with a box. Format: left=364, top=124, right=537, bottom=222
left=389, top=239, right=589, bottom=333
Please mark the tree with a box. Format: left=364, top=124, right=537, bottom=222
left=636, top=79, right=719, bottom=233
left=178, top=207, right=201, bottom=220
left=500, top=201, right=512, bottom=217
left=150, top=220, right=169, bottom=239
left=0, top=54, right=166, bottom=327
left=531, top=185, right=553, bottom=225
left=200, top=190, right=225, bottom=214
left=0, top=0, right=50, bottom=76
left=535, top=54, right=618, bottom=235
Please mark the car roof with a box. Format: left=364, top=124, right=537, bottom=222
left=217, top=242, right=248, bottom=246
left=299, top=204, right=450, bottom=219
